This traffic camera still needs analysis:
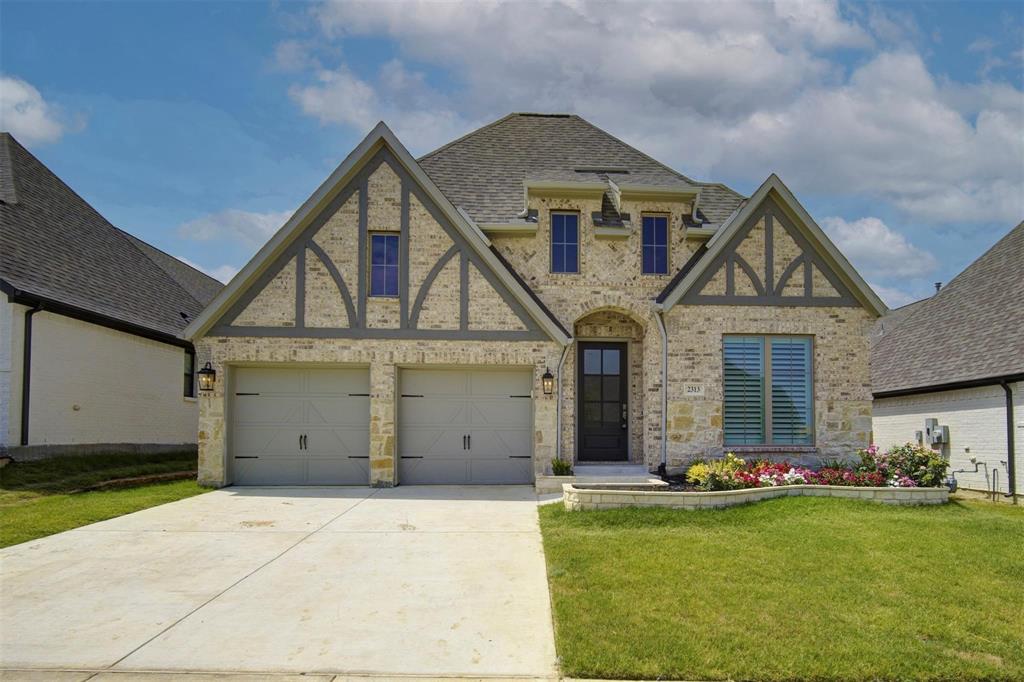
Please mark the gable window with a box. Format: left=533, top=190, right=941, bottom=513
left=723, top=335, right=813, bottom=446
left=184, top=351, right=195, bottom=398
left=369, top=233, right=400, bottom=297
left=551, top=212, right=579, bottom=273
left=642, top=215, right=668, bottom=274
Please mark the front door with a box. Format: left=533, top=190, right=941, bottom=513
left=577, top=342, right=628, bottom=461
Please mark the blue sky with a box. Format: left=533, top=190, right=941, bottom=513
left=2, top=0, right=1022, bottom=306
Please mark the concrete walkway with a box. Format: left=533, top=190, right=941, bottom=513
left=0, top=486, right=557, bottom=678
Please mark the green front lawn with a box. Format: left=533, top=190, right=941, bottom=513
left=539, top=497, right=1024, bottom=681
left=0, top=451, right=206, bottom=548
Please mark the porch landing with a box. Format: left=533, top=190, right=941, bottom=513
left=535, top=463, right=663, bottom=494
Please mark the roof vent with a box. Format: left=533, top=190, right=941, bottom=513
left=180, top=312, right=191, bottom=321
left=934, top=282, right=942, bottom=293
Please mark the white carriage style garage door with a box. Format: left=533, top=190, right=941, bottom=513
left=398, top=368, right=534, bottom=484
left=230, top=367, right=370, bottom=485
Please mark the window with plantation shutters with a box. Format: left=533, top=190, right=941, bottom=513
left=769, top=337, right=813, bottom=444
left=722, top=335, right=813, bottom=446
left=723, top=337, right=765, bottom=445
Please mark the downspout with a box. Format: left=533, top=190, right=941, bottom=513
left=655, top=309, right=669, bottom=478
left=554, top=343, right=571, bottom=463
left=20, top=303, right=43, bottom=446
left=1000, top=380, right=1016, bottom=500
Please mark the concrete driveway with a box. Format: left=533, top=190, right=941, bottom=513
left=0, top=486, right=557, bottom=678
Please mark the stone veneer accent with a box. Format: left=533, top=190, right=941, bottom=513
left=562, top=483, right=949, bottom=511
left=662, top=304, right=875, bottom=470
left=195, top=337, right=561, bottom=487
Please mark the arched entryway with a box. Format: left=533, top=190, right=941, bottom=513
left=565, top=309, right=647, bottom=463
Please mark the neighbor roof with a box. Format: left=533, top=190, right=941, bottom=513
left=418, top=113, right=743, bottom=225
left=0, top=132, right=222, bottom=339
left=871, top=222, right=1024, bottom=395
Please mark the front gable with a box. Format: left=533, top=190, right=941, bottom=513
left=194, top=127, right=561, bottom=342
left=656, top=174, right=886, bottom=316
left=684, top=196, right=858, bottom=307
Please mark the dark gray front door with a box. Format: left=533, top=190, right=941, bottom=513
left=577, top=342, right=628, bottom=461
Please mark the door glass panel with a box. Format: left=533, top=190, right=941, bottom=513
left=583, top=375, right=602, bottom=401
left=584, top=403, right=601, bottom=424
left=602, top=403, right=620, bottom=424
left=584, top=349, right=602, bottom=374
left=602, top=349, right=620, bottom=375
left=602, top=376, right=619, bottom=399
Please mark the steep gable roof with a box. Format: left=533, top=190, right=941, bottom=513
left=0, top=132, right=222, bottom=339
left=655, top=174, right=886, bottom=316
left=185, top=122, right=571, bottom=344
left=872, top=222, right=1024, bottom=395
left=418, top=113, right=744, bottom=225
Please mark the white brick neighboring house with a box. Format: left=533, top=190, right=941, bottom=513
left=184, top=114, right=888, bottom=488
left=0, top=132, right=223, bottom=458
left=871, top=223, right=1024, bottom=501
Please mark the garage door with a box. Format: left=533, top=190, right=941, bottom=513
left=399, top=368, right=533, bottom=484
left=231, top=367, right=370, bottom=485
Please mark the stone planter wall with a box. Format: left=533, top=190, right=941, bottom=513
left=562, top=483, right=949, bottom=511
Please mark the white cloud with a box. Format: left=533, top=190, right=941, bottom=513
left=283, top=1, right=1024, bottom=225
left=177, top=256, right=240, bottom=284
left=0, top=75, right=78, bottom=145
left=178, top=208, right=294, bottom=246
left=868, top=281, right=921, bottom=309
left=821, top=216, right=938, bottom=279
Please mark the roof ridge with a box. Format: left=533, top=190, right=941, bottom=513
left=569, top=114, right=745, bottom=200
left=117, top=227, right=221, bottom=309
left=0, top=132, right=20, bottom=204
left=936, top=220, right=1023, bottom=296
left=417, top=113, right=518, bottom=162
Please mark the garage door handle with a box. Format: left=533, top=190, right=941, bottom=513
left=348, top=455, right=369, bottom=459
left=509, top=456, right=531, bottom=459
left=401, top=456, right=424, bottom=459
left=234, top=456, right=258, bottom=459
left=462, top=435, right=467, bottom=450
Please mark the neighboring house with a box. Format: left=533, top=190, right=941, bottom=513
left=185, top=113, right=886, bottom=487
left=0, top=132, right=222, bottom=457
left=872, top=222, right=1023, bottom=501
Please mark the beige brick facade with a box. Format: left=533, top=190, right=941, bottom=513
left=194, top=143, right=879, bottom=486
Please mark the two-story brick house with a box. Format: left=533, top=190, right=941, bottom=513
left=185, top=113, right=886, bottom=487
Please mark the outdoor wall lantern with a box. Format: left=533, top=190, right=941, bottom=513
left=197, top=362, right=217, bottom=392
left=542, top=368, right=555, bottom=395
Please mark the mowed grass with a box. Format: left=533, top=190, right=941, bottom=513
left=0, top=451, right=206, bottom=548
left=539, top=497, right=1024, bottom=681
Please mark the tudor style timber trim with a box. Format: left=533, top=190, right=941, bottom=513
left=184, top=121, right=571, bottom=345
left=655, top=174, right=887, bottom=316
left=680, top=199, right=860, bottom=307
left=207, top=147, right=550, bottom=341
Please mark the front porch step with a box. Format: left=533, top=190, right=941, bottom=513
left=536, top=463, right=663, bottom=494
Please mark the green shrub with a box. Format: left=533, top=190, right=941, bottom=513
left=685, top=452, right=746, bottom=491
left=551, top=458, right=573, bottom=476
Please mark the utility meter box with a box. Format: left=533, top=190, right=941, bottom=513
left=932, top=425, right=949, bottom=445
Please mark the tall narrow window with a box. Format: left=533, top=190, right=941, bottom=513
left=642, top=215, right=668, bottom=274
left=723, top=336, right=813, bottom=445
left=551, top=212, right=579, bottom=273
left=723, top=337, right=765, bottom=445
left=370, top=233, right=399, bottom=297
left=183, top=352, right=195, bottom=398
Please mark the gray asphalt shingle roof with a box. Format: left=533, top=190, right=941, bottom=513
left=418, top=113, right=743, bottom=225
left=0, top=132, right=222, bottom=338
left=871, top=222, right=1024, bottom=394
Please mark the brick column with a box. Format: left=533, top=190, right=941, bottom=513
left=196, top=353, right=227, bottom=487
left=369, top=361, right=396, bottom=487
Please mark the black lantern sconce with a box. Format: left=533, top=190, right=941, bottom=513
left=542, top=368, right=555, bottom=395
left=197, top=362, right=217, bottom=392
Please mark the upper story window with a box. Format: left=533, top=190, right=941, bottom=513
left=183, top=352, right=195, bottom=398
left=642, top=215, right=668, bottom=274
left=551, top=212, right=579, bottom=273
left=369, top=233, right=400, bottom=297
left=723, top=335, right=813, bottom=446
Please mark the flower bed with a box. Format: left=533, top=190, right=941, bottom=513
left=562, top=482, right=949, bottom=511
left=684, top=443, right=948, bottom=492
left=561, top=443, right=951, bottom=511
